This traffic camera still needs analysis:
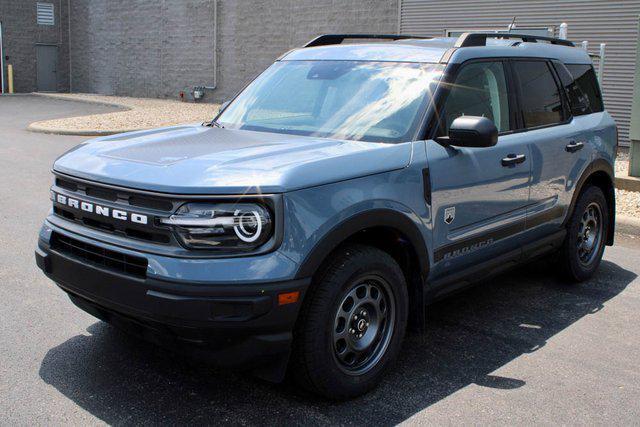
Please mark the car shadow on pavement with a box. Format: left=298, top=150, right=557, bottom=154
left=39, top=259, right=635, bottom=425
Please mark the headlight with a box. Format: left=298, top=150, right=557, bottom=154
left=160, top=203, right=273, bottom=251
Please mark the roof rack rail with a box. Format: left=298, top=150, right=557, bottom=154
left=304, top=34, right=429, bottom=48
left=455, top=32, right=575, bottom=48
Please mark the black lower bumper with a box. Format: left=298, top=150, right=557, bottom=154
left=35, top=241, right=309, bottom=376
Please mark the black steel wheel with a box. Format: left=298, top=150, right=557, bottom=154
left=332, top=275, right=396, bottom=375
left=558, top=185, right=609, bottom=282
left=576, top=202, right=604, bottom=267
left=290, top=244, right=408, bottom=399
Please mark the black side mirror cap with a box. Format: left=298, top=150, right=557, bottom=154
left=437, top=116, right=498, bottom=148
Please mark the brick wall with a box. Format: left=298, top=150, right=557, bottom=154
left=68, top=0, right=398, bottom=102
left=0, top=0, right=70, bottom=93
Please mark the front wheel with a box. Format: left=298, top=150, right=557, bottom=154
left=290, top=245, right=408, bottom=399
left=558, top=186, right=609, bottom=282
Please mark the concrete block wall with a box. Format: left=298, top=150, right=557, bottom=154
left=215, top=0, right=399, bottom=101
left=68, top=0, right=398, bottom=102
left=0, top=0, right=70, bottom=93
left=69, top=0, right=216, bottom=99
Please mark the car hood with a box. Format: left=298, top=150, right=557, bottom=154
left=53, top=124, right=412, bottom=194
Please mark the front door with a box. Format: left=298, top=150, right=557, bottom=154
left=36, top=45, right=58, bottom=92
left=426, top=60, right=531, bottom=280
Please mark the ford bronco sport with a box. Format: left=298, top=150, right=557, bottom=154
left=36, top=33, right=616, bottom=399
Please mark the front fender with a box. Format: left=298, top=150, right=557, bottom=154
left=293, top=207, right=430, bottom=279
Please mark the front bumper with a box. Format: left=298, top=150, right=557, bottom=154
left=35, top=232, right=309, bottom=373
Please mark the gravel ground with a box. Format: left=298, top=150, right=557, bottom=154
left=29, top=93, right=219, bottom=134
left=616, top=148, right=630, bottom=175
left=615, top=149, right=640, bottom=218
left=616, top=188, right=640, bottom=217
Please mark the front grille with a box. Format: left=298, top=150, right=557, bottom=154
left=55, top=177, right=175, bottom=212
left=53, top=206, right=171, bottom=244
left=52, top=176, right=175, bottom=245
left=51, top=232, right=148, bottom=278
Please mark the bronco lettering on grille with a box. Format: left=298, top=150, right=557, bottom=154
left=52, top=191, right=148, bottom=225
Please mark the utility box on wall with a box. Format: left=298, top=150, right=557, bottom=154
left=630, top=16, right=640, bottom=177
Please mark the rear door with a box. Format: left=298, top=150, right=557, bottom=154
left=426, top=60, right=532, bottom=280
left=510, top=59, right=594, bottom=241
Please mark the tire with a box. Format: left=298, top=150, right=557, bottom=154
left=558, top=185, right=609, bottom=282
left=290, top=244, right=408, bottom=399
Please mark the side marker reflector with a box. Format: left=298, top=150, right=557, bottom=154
left=278, top=291, right=300, bottom=306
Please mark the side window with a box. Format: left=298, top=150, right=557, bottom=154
left=513, top=61, right=565, bottom=128
left=442, top=61, right=511, bottom=134
left=565, top=64, right=604, bottom=115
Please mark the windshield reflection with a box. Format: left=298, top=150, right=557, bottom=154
left=218, top=61, right=443, bottom=143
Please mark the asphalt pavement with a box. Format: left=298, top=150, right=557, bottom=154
left=1, top=95, right=639, bottom=425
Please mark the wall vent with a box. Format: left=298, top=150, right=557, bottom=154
left=37, top=2, right=55, bottom=26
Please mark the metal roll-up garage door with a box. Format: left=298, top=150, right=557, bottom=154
left=399, top=0, right=640, bottom=146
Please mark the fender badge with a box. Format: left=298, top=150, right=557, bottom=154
left=444, top=206, right=455, bottom=225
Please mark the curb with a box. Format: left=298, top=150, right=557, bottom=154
left=26, top=122, right=139, bottom=136
left=615, top=175, right=640, bottom=192
left=26, top=92, right=214, bottom=136
left=27, top=92, right=140, bottom=136
left=616, top=215, right=640, bottom=236
left=30, top=92, right=132, bottom=110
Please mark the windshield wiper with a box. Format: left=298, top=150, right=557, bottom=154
left=203, top=119, right=225, bottom=128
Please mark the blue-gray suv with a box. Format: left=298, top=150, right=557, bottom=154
left=36, top=33, right=617, bottom=399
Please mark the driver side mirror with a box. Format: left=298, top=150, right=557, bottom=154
left=437, top=116, right=498, bottom=148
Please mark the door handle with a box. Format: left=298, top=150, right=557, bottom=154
left=565, top=141, right=584, bottom=153
left=501, top=153, right=526, bottom=167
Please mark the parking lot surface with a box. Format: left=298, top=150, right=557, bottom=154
left=1, top=96, right=639, bottom=425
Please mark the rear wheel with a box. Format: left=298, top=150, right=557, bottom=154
left=290, top=244, right=408, bottom=399
left=558, top=186, right=609, bottom=282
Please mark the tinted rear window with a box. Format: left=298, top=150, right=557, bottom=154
left=565, top=64, right=604, bottom=115
left=513, top=61, right=565, bottom=128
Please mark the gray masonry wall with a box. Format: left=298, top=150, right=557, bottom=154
left=214, top=0, right=399, bottom=101
left=0, top=0, right=70, bottom=93
left=68, top=0, right=398, bottom=102
left=68, top=0, right=216, bottom=99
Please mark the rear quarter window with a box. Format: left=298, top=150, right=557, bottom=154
left=564, top=64, right=604, bottom=115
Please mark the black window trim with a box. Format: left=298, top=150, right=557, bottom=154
left=508, top=57, right=574, bottom=134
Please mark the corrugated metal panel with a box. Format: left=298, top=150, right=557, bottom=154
left=36, top=2, right=55, bottom=26
left=400, top=0, right=640, bottom=146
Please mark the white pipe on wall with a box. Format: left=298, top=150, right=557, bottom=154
left=598, top=43, right=606, bottom=83
left=559, top=22, right=568, bottom=39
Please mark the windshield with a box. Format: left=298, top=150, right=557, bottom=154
left=217, top=60, right=443, bottom=143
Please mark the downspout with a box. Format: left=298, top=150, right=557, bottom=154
left=0, top=21, right=5, bottom=94
left=67, top=0, right=72, bottom=91
left=191, top=0, right=217, bottom=100
left=204, top=0, right=218, bottom=90
left=211, top=0, right=217, bottom=90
